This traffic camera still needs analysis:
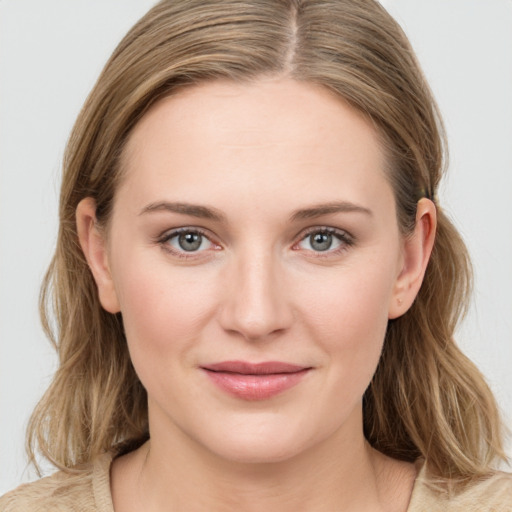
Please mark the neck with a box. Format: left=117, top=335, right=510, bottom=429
left=112, top=407, right=415, bottom=512
left=150, top=437, right=374, bottom=510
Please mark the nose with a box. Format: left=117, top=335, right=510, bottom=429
left=218, top=250, right=294, bottom=342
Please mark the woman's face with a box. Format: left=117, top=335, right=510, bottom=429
left=86, top=78, right=416, bottom=463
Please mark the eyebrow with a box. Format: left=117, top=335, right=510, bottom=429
left=289, top=201, right=373, bottom=221
left=139, top=201, right=226, bottom=222
left=139, top=200, right=372, bottom=223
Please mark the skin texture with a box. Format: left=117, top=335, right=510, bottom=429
left=77, top=78, right=436, bottom=511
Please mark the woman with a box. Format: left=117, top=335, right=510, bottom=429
left=1, top=0, right=510, bottom=510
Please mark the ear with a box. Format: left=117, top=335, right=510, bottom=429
left=76, top=197, right=121, bottom=314
left=388, top=198, right=436, bottom=319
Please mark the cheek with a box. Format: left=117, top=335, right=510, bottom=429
left=111, top=251, right=217, bottom=365
left=301, top=256, right=394, bottom=339
left=297, top=257, right=396, bottom=392
left=112, top=259, right=225, bottom=413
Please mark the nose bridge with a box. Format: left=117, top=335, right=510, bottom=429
left=220, top=245, right=292, bottom=340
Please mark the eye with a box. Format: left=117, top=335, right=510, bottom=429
left=159, top=228, right=217, bottom=255
left=295, top=228, right=353, bottom=254
left=173, top=231, right=208, bottom=252
left=304, top=232, right=338, bottom=252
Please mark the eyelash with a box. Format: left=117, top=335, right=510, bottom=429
left=156, top=226, right=354, bottom=259
left=156, top=227, right=218, bottom=259
left=293, top=227, right=354, bottom=257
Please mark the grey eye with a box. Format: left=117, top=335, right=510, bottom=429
left=165, top=231, right=213, bottom=253
left=177, top=232, right=203, bottom=251
left=309, top=232, right=333, bottom=251
left=297, top=229, right=346, bottom=253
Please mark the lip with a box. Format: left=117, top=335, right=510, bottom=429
left=201, top=360, right=312, bottom=401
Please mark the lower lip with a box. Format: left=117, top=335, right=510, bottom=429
left=203, top=369, right=310, bottom=401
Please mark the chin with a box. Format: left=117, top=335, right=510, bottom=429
left=196, top=416, right=319, bottom=465
left=209, top=437, right=306, bottom=465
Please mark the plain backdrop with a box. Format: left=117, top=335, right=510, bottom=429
left=1, top=0, right=511, bottom=493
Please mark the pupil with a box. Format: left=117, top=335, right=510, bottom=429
left=178, top=232, right=202, bottom=251
left=311, top=232, right=332, bottom=251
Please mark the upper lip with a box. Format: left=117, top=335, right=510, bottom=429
left=201, top=361, right=309, bottom=375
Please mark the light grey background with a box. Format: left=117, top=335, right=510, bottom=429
left=1, top=0, right=511, bottom=492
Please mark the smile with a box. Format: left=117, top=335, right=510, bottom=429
left=201, top=361, right=312, bottom=401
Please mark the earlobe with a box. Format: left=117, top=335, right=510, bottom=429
left=388, top=198, right=437, bottom=319
left=76, top=197, right=121, bottom=314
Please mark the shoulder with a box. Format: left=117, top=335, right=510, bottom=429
left=452, top=471, right=512, bottom=510
left=455, top=471, right=512, bottom=509
left=0, top=453, right=114, bottom=512
left=0, top=470, right=95, bottom=512
left=410, top=466, right=512, bottom=511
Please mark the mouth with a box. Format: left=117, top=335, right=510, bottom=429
left=201, top=360, right=312, bottom=401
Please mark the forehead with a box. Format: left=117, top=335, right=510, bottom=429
left=117, top=78, right=392, bottom=215
left=123, top=78, right=384, bottom=158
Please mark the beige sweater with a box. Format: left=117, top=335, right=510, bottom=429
left=1, top=454, right=511, bottom=511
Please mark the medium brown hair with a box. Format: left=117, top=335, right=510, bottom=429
left=28, top=0, right=507, bottom=483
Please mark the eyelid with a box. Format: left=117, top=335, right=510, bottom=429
left=154, top=225, right=354, bottom=259
left=293, top=226, right=354, bottom=254
left=156, top=226, right=221, bottom=258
